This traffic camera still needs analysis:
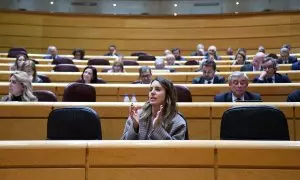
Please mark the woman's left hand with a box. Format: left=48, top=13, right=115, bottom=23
left=152, top=105, right=163, bottom=128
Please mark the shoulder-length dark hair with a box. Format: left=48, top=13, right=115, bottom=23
left=11, top=54, right=28, bottom=70
left=72, top=49, right=85, bottom=60
left=234, top=52, right=246, bottom=64
left=140, top=76, right=178, bottom=125
left=81, top=66, right=98, bottom=83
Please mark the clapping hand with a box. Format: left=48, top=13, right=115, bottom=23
left=129, top=103, right=139, bottom=129
left=152, top=105, right=163, bottom=128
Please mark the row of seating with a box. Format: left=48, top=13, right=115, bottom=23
left=1, top=70, right=299, bottom=83
left=0, top=102, right=298, bottom=140
left=0, top=83, right=297, bottom=102
left=0, top=63, right=294, bottom=72
left=1, top=140, right=300, bottom=180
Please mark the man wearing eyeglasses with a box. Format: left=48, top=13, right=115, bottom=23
left=253, top=57, right=291, bottom=83
left=192, top=60, right=225, bottom=84
left=214, top=71, right=261, bottom=102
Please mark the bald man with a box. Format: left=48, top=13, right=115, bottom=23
left=240, top=52, right=265, bottom=72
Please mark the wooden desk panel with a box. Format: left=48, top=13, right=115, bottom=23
left=0, top=168, right=85, bottom=180
left=216, top=141, right=300, bottom=167
left=88, top=141, right=215, bottom=166
left=0, top=102, right=297, bottom=140
left=0, top=141, right=86, bottom=167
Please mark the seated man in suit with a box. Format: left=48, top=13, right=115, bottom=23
left=44, top=46, right=60, bottom=59
left=240, top=52, right=264, bottom=71
left=172, top=48, right=185, bottom=61
left=192, top=60, right=225, bottom=84
left=153, top=58, right=175, bottom=72
left=104, top=45, right=120, bottom=56
left=190, top=44, right=205, bottom=56
left=287, top=90, right=300, bottom=102
left=253, top=57, right=291, bottom=83
left=291, top=61, right=300, bottom=70
left=133, top=66, right=152, bottom=84
left=214, top=71, right=262, bottom=102
left=205, top=45, right=221, bottom=60
left=277, top=47, right=297, bottom=64
left=165, top=54, right=179, bottom=66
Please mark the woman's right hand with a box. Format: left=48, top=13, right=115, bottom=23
left=129, top=103, right=139, bottom=130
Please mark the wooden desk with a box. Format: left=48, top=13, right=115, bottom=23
left=0, top=102, right=298, bottom=141
left=0, top=57, right=249, bottom=65
left=1, top=140, right=300, bottom=180
left=0, top=63, right=293, bottom=72
left=0, top=83, right=298, bottom=102
left=0, top=71, right=300, bottom=83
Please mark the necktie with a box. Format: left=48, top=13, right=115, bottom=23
left=236, top=98, right=242, bottom=102
left=207, top=80, right=211, bottom=84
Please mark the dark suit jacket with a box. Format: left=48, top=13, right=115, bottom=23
left=287, top=90, right=300, bottom=102
left=192, top=75, right=225, bottom=84
left=103, top=52, right=120, bottom=56
left=43, top=55, right=60, bottom=59
left=277, top=56, right=297, bottom=64
left=76, top=78, right=106, bottom=84
left=291, top=61, right=300, bottom=70
left=175, top=56, right=185, bottom=61
left=253, top=73, right=291, bottom=83
left=214, top=91, right=262, bottom=102
left=240, top=64, right=262, bottom=71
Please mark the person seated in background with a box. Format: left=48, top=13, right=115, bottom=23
left=233, top=52, right=249, bottom=65
left=277, top=47, right=297, bottom=64
left=287, top=90, right=300, bottom=102
left=172, top=48, right=185, bottom=61
left=258, top=45, right=266, bottom=54
left=154, top=58, right=175, bottom=72
left=205, top=45, right=221, bottom=60
left=214, top=71, right=262, bottom=102
left=164, top=49, right=172, bottom=56
left=253, top=57, right=291, bottom=83
left=133, top=66, right=152, bottom=84
left=226, top=47, right=234, bottom=60
left=104, top=45, right=120, bottom=56
left=10, top=54, right=28, bottom=71
left=236, top=48, right=248, bottom=60
left=76, top=66, right=106, bottom=84
left=121, top=76, right=187, bottom=140
left=72, top=49, right=85, bottom=60
left=266, top=53, right=278, bottom=60
left=190, top=44, right=205, bottom=56
left=107, top=60, right=124, bottom=73
left=44, top=46, right=60, bottom=59
left=1, top=71, right=38, bottom=102
left=22, top=60, right=43, bottom=83
left=192, top=60, right=225, bottom=84
left=291, top=61, right=300, bottom=70
left=282, top=44, right=295, bottom=55
left=240, top=52, right=264, bottom=72
left=165, top=54, right=178, bottom=66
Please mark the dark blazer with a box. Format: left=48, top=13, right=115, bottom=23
left=192, top=75, right=225, bottom=84
left=175, top=56, right=185, bottom=61
left=214, top=91, right=262, bottom=102
left=277, top=56, right=297, bottom=64
left=240, top=64, right=262, bottom=71
left=103, top=52, right=120, bottom=56
left=287, top=90, right=300, bottom=102
left=253, top=73, right=291, bottom=83
left=291, top=61, right=300, bottom=70
left=190, top=51, right=204, bottom=56
left=76, top=78, right=106, bottom=84
left=43, top=55, right=60, bottom=59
